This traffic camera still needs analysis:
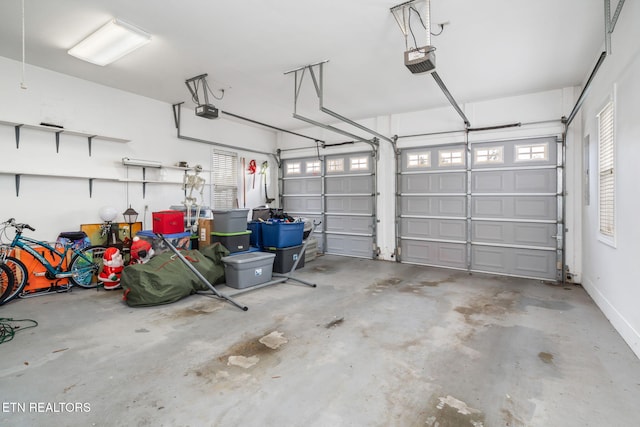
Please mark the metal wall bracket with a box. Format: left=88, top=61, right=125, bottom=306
left=286, top=61, right=385, bottom=153
left=605, top=0, right=626, bottom=54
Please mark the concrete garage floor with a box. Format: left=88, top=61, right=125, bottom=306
left=1, top=255, right=640, bottom=427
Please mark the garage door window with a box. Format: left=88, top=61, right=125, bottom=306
left=598, top=100, right=615, bottom=241
left=327, top=158, right=344, bottom=173
left=407, top=152, right=431, bottom=168
left=438, top=149, right=464, bottom=167
left=350, top=156, right=369, bottom=171
left=474, top=146, right=503, bottom=165
left=306, top=160, right=321, bottom=174
left=515, top=143, right=548, bottom=162
left=286, top=162, right=301, bottom=175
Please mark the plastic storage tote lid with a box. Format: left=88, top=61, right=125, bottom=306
left=212, top=208, right=249, bottom=214
left=221, top=252, right=275, bottom=264
left=210, top=230, right=252, bottom=237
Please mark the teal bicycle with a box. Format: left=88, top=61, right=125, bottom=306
left=0, top=218, right=107, bottom=304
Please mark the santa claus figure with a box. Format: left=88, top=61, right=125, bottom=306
left=130, top=236, right=154, bottom=264
left=99, top=247, right=124, bottom=290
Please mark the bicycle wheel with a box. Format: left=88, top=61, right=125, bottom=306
left=0, top=257, right=28, bottom=305
left=69, top=246, right=107, bottom=288
left=0, top=263, right=15, bottom=304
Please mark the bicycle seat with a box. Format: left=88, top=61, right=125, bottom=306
left=58, top=232, right=88, bottom=241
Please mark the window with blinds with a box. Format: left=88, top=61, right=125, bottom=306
left=212, top=149, right=238, bottom=209
left=597, top=100, right=615, bottom=238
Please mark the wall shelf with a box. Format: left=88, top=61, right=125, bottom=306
left=0, top=120, right=130, bottom=156
left=0, top=171, right=204, bottom=198
left=0, top=170, right=118, bottom=197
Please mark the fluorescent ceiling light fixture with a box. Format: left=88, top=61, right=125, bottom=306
left=68, top=18, right=151, bottom=66
left=122, top=157, right=162, bottom=168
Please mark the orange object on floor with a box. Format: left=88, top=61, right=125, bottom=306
left=12, top=245, right=69, bottom=294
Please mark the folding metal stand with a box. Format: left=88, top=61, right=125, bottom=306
left=226, top=221, right=321, bottom=297
left=157, top=234, right=248, bottom=311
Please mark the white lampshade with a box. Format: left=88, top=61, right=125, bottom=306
left=68, top=19, right=151, bottom=66
left=99, top=206, right=118, bottom=222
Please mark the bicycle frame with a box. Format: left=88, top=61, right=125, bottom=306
left=7, top=233, right=83, bottom=279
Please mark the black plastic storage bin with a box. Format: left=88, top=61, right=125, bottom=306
left=264, top=244, right=305, bottom=273
left=211, top=231, right=251, bottom=253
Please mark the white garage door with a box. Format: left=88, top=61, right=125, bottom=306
left=282, top=151, right=377, bottom=258
left=399, top=137, right=562, bottom=281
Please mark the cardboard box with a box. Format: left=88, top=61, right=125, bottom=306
left=198, top=218, right=213, bottom=247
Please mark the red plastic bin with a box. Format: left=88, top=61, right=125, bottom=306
left=152, top=210, right=185, bottom=234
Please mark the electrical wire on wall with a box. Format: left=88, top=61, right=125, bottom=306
left=20, top=0, right=27, bottom=89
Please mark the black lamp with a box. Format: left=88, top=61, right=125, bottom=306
left=122, top=206, right=139, bottom=245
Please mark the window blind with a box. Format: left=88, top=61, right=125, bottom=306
left=212, top=149, right=238, bottom=209
left=598, top=101, right=614, bottom=237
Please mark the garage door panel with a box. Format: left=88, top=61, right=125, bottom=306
left=401, top=173, right=466, bottom=193
left=514, top=169, right=555, bottom=193
left=471, top=246, right=556, bottom=279
left=326, top=195, right=373, bottom=214
left=402, top=196, right=466, bottom=217
left=472, top=221, right=557, bottom=247
left=401, top=218, right=466, bottom=241
left=472, top=196, right=555, bottom=220
left=325, top=235, right=373, bottom=258
left=283, top=196, right=322, bottom=213
left=400, top=240, right=467, bottom=269
left=284, top=178, right=322, bottom=194
left=325, top=215, right=373, bottom=234
left=472, top=169, right=556, bottom=193
left=325, top=176, right=373, bottom=194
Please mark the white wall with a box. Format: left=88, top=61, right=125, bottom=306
left=0, top=56, right=277, bottom=242
left=578, top=0, right=640, bottom=358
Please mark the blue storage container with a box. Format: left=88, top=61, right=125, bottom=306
left=247, top=221, right=262, bottom=248
left=136, top=230, right=192, bottom=255
left=261, top=220, right=304, bottom=248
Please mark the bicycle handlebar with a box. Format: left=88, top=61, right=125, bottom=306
left=3, top=218, right=35, bottom=232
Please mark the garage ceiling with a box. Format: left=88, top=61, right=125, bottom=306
left=0, top=0, right=605, bottom=131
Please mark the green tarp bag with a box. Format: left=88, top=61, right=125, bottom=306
left=198, top=242, right=230, bottom=287
left=121, top=247, right=227, bottom=307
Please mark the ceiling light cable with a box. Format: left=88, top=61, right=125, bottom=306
left=20, top=0, right=27, bottom=89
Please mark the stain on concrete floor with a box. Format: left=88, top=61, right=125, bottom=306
left=159, top=300, right=223, bottom=319
left=189, top=331, right=288, bottom=383
left=311, top=264, right=333, bottom=273
left=454, top=290, right=519, bottom=325
left=538, top=351, right=554, bottom=364
left=325, top=317, right=344, bottom=328
left=520, top=296, right=572, bottom=311
left=424, top=394, right=486, bottom=427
